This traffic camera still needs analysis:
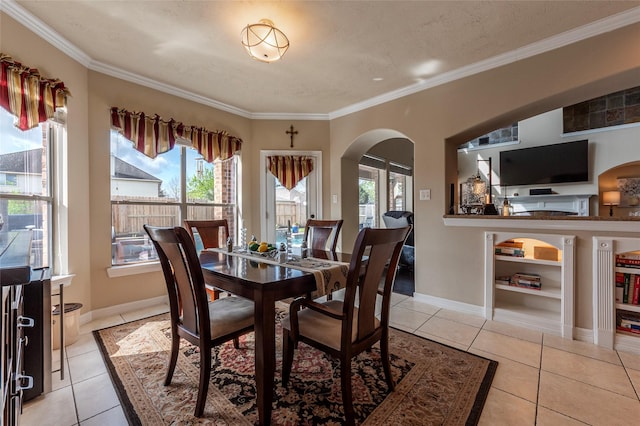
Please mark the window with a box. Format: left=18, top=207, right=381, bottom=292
left=359, top=155, right=413, bottom=229
left=0, top=108, right=58, bottom=269
left=359, top=165, right=380, bottom=229
left=110, top=131, right=239, bottom=265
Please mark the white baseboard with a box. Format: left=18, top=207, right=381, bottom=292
left=80, top=295, right=169, bottom=325
left=412, top=292, right=485, bottom=317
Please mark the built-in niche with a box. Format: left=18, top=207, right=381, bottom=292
left=598, top=161, right=640, bottom=218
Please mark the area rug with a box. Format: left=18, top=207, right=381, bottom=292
left=94, top=310, right=497, bottom=425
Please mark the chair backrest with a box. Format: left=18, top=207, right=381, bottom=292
left=303, top=219, right=343, bottom=251
left=144, top=225, right=210, bottom=340
left=183, top=219, right=229, bottom=249
left=342, top=226, right=411, bottom=342
left=382, top=211, right=414, bottom=246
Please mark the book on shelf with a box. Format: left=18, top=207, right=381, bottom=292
left=616, top=272, right=625, bottom=303
left=616, top=325, right=640, bottom=335
left=509, top=282, right=541, bottom=290
left=617, top=252, right=640, bottom=260
left=616, top=255, right=640, bottom=268
left=496, top=240, right=524, bottom=249
left=495, top=247, right=525, bottom=257
left=622, top=272, right=635, bottom=303
left=510, top=272, right=541, bottom=289
left=633, top=275, right=640, bottom=305
left=620, top=318, right=640, bottom=329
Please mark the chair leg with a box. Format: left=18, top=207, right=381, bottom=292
left=233, top=337, right=240, bottom=349
left=340, top=357, right=355, bottom=426
left=282, top=329, right=294, bottom=386
left=194, top=346, right=211, bottom=417
left=164, top=332, right=180, bottom=385
left=380, top=334, right=395, bottom=392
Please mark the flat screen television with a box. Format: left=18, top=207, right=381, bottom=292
left=499, top=140, right=588, bottom=187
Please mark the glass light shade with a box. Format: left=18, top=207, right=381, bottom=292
left=472, top=176, right=486, bottom=196
left=241, top=19, right=289, bottom=63
left=603, top=191, right=621, bottom=205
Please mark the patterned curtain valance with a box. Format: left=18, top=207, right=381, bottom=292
left=110, top=107, right=242, bottom=162
left=0, top=53, right=70, bottom=131
left=267, top=155, right=314, bottom=191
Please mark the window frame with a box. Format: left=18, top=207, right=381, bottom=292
left=109, top=134, right=240, bottom=268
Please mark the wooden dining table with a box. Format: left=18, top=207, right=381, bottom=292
left=199, top=249, right=347, bottom=425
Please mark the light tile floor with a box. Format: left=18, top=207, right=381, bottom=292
left=22, top=294, right=640, bottom=425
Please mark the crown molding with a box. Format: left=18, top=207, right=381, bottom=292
left=89, top=60, right=254, bottom=118
left=1, top=0, right=92, bottom=66
left=4, top=0, right=640, bottom=121
left=329, top=6, right=640, bottom=119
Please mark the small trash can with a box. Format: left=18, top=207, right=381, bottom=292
left=52, top=303, right=83, bottom=349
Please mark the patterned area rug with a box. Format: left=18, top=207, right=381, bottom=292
left=94, top=310, right=497, bottom=425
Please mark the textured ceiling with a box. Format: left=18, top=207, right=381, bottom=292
left=8, top=1, right=640, bottom=116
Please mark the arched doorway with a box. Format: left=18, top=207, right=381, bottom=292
left=341, top=129, right=415, bottom=295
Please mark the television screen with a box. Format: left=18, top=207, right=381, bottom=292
left=499, top=140, right=588, bottom=187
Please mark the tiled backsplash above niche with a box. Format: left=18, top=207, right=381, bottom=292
left=563, top=86, right=640, bottom=133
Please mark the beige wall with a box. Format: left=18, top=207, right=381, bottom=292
left=5, top=13, right=640, bottom=332
left=1, top=14, right=91, bottom=310
left=330, top=23, right=640, bottom=329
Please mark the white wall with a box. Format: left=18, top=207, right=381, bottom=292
left=457, top=109, right=640, bottom=207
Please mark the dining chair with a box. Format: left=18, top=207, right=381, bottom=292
left=303, top=219, right=343, bottom=251
left=183, top=219, right=229, bottom=250
left=281, top=225, right=411, bottom=425
left=183, top=219, right=230, bottom=300
left=144, top=225, right=254, bottom=418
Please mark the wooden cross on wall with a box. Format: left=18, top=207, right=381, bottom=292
left=286, top=125, right=298, bottom=148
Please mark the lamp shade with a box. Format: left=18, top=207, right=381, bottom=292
left=603, top=191, right=621, bottom=205
left=241, top=19, right=289, bottom=63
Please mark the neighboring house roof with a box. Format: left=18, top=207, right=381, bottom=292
left=112, top=156, right=161, bottom=182
left=0, top=148, right=42, bottom=173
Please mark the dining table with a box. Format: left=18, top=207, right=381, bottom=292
left=199, top=248, right=350, bottom=426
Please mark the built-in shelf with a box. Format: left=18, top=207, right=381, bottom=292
left=485, top=232, right=575, bottom=338
left=495, top=283, right=561, bottom=299
left=616, top=303, right=640, bottom=314
left=495, top=255, right=561, bottom=266
left=593, top=236, right=640, bottom=354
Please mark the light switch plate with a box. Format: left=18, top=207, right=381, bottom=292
left=419, top=189, right=431, bottom=200
left=332, top=194, right=338, bottom=204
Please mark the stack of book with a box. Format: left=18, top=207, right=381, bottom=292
left=616, top=272, right=640, bottom=305
left=616, top=253, right=640, bottom=269
left=495, top=240, right=524, bottom=257
left=617, top=315, right=640, bottom=335
left=510, top=272, right=541, bottom=290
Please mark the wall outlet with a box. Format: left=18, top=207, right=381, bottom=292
left=419, top=189, right=431, bottom=201
left=332, top=194, right=338, bottom=204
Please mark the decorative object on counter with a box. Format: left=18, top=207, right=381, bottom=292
left=461, top=157, right=498, bottom=215
left=502, top=195, right=512, bottom=216
left=239, top=227, right=247, bottom=252
left=533, top=246, right=559, bottom=261
left=227, top=236, right=233, bottom=253
left=617, top=178, right=640, bottom=207
left=602, top=190, right=621, bottom=216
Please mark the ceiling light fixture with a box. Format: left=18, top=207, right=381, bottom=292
left=241, top=19, right=289, bottom=63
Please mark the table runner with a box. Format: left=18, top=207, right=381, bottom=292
left=205, top=248, right=349, bottom=297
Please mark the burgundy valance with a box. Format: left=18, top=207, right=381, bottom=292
left=110, top=107, right=242, bottom=162
left=0, top=53, right=70, bottom=131
left=267, top=155, right=314, bottom=191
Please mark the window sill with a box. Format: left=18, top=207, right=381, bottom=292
left=107, top=261, right=161, bottom=278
